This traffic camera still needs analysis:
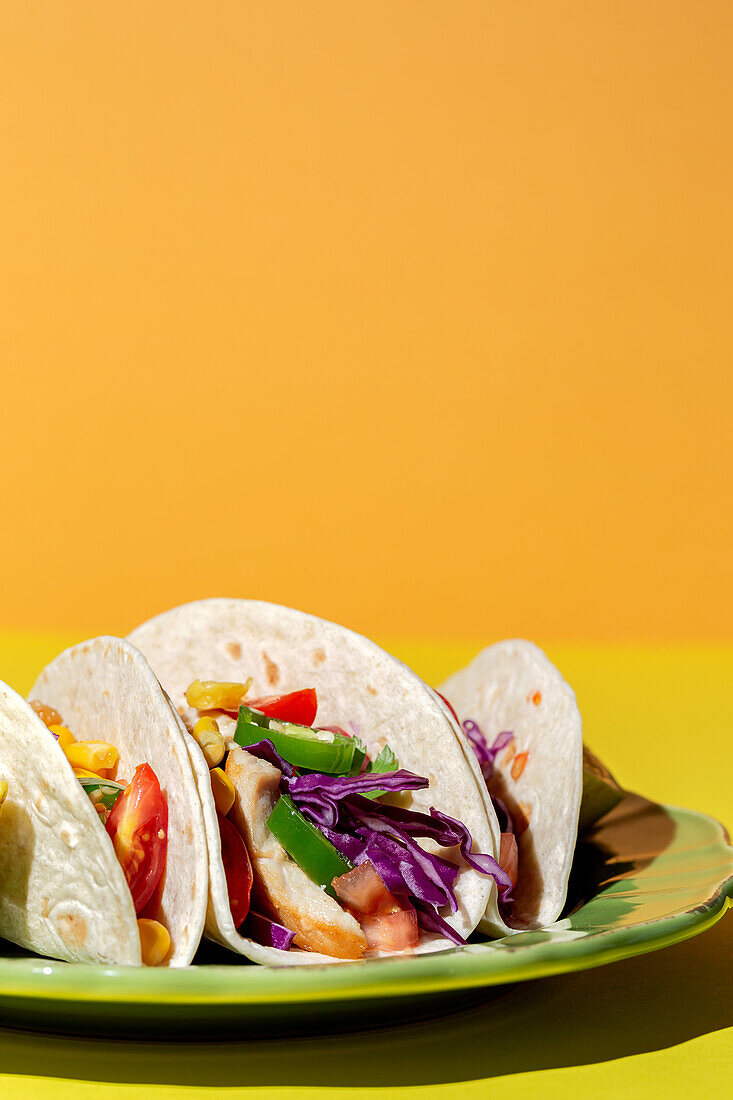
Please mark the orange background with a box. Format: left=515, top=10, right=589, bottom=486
left=1, top=2, right=730, bottom=641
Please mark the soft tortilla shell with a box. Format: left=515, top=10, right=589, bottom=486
left=440, top=640, right=583, bottom=929
left=129, top=598, right=496, bottom=963
left=0, top=679, right=141, bottom=965
left=30, top=636, right=209, bottom=966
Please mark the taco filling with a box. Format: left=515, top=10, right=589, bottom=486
left=29, top=700, right=170, bottom=965
left=182, top=680, right=512, bottom=958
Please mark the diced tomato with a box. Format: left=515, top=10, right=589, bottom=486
left=217, top=812, right=253, bottom=929
left=499, top=832, right=519, bottom=887
left=105, top=763, right=168, bottom=914
left=360, top=907, right=419, bottom=952
left=333, top=860, right=419, bottom=951
left=247, top=688, right=318, bottom=727
left=332, top=860, right=393, bottom=915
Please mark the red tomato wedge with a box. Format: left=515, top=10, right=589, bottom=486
left=217, top=812, right=253, bottom=929
left=105, top=763, right=168, bottom=914
left=499, top=832, right=519, bottom=887
left=246, top=688, right=318, bottom=727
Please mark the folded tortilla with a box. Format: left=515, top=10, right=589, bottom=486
left=440, top=640, right=583, bottom=931
left=129, top=598, right=499, bottom=964
left=0, top=636, right=209, bottom=965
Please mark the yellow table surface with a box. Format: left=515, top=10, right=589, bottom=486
left=0, top=633, right=731, bottom=1098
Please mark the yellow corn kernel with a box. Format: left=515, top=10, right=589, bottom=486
left=0, top=779, right=8, bottom=811
left=137, top=918, right=171, bottom=966
left=50, top=725, right=76, bottom=750
left=185, top=679, right=251, bottom=712
left=210, top=766, right=235, bottom=816
left=64, top=741, right=119, bottom=773
left=192, top=717, right=225, bottom=768
left=194, top=716, right=220, bottom=734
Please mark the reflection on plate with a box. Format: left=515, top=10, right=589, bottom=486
left=0, top=794, right=730, bottom=1039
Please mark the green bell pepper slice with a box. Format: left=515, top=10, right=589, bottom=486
left=267, top=794, right=352, bottom=895
left=234, top=711, right=357, bottom=775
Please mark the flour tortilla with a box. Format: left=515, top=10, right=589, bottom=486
left=129, top=598, right=498, bottom=964
left=26, top=636, right=209, bottom=966
left=440, top=641, right=583, bottom=931
left=0, top=678, right=141, bottom=964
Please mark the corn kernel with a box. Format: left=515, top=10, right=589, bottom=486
left=0, top=779, right=8, bottom=811
left=194, top=716, right=220, bottom=734
left=50, top=725, right=76, bottom=750
left=192, top=717, right=225, bottom=767
left=210, top=766, right=235, bottom=815
left=64, top=741, right=119, bottom=773
left=137, top=918, right=171, bottom=966
left=30, top=700, right=63, bottom=728
left=185, top=680, right=251, bottom=712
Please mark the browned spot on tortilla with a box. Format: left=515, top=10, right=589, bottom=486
left=57, top=912, right=88, bottom=948
left=312, top=648, right=326, bottom=666
left=226, top=641, right=242, bottom=660
left=263, top=652, right=280, bottom=687
left=511, top=751, right=529, bottom=781
left=501, top=740, right=516, bottom=767
left=366, top=685, right=377, bottom=696
left=41, top=897, right=50, bottom=918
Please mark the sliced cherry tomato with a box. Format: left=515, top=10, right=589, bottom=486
left=105, top=763, right=168, bottom=914
left=217, top=812, right=253, bottom=929
left=499, top=832, right=519, bottom=887
left=246, top=688, right=318, bottom=727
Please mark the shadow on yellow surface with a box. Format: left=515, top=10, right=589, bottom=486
left=0, top=913, right=730, bottom=1088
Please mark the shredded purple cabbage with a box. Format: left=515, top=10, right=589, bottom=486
left=243, top=910, right=296, bottom=951
left=460, top=721, right=520, bottom=840
left=462, top=721, right=514, bottom=784
left=240, top=737, right=514, bottom=944
left=285, top=769, right=513, bottom=934
left=288, top=769, right=428, bottom=829
left=411, top=902, right=466, bottom=946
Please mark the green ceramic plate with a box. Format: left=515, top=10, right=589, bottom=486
left=0, top=793, right=730, bottom=1039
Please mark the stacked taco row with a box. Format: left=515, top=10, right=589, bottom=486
left=0, top=599, right=619, bottom=966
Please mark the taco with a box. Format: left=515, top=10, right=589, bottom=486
left=0, top=636, right=208, bottom=966
left=129, top=599, right=511, bottom=964
left=439, top=640, right=585, bottom=930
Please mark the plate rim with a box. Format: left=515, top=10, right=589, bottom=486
left=0, top=801, right=730, bottom=1007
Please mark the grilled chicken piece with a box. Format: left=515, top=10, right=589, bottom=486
left=225, top=747, right=366, bottom=960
